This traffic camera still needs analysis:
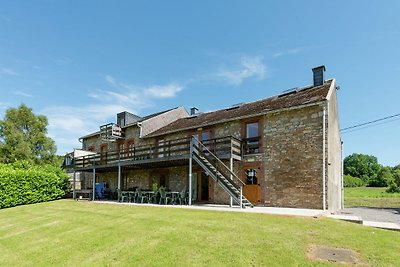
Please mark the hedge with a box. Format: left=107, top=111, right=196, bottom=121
left=0, top=161, right=69, bottom=209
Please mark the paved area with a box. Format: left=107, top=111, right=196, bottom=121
left=96, top=201, right=400, bottom=230
left=336, top=207, right=400, bottom=224
left=97, top=200, right=325, bottom=217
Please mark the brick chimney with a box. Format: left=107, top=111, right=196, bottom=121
left=312, top=65, right=326, bottom=86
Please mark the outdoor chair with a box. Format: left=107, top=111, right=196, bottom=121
left=179, top=189, right=187, bottom=205
left=116, top=189, right=129, bottom=202
left=136, top=189, right=148, bottom=203
left=159, top=188, right=171, bottom=205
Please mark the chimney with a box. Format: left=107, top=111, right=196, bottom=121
left=312, top=65, right=326, bottom=86
left=190, top=107, right=198, bottom=116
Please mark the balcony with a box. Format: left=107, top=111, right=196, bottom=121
left=67, top=136, right=242, bottom=171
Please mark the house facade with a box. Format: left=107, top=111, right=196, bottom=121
left=64, top=66, right=342, bottom=211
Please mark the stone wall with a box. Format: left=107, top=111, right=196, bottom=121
left=263, top=104, right=325, bottom=209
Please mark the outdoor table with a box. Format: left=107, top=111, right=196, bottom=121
left=166, top=191, right=180, bottom=204
left=142, top=191, right=154, bottom=203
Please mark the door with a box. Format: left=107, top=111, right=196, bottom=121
left=192, top=131, right=212, bottom=153
left=100, top=144, right=108, bottom=164
left=242, top=166, right=261, bottom=204
left=198, top=172, right=210, bottom=202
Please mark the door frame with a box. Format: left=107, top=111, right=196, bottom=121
left=241, top=162, right=262, bottom=205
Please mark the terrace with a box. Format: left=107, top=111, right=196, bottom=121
left=68, top=135, right=243, bottom=172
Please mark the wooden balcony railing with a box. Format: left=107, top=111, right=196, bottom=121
left=70, top=136, right=242, bottom=169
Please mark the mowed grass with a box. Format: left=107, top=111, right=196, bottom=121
left=345, top=187, right=400, bottom=208
left=1, top=200, right=400, bottom=266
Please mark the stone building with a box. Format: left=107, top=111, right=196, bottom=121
left=64, top=65, right=342, bottom=211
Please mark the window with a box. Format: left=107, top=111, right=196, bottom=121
left=157, top=139, right=165, bottom=158
left=118, top=141, right=126, bottom=159
left=87, top=146, right=95, bottom=152
left=151, top=174, right=168, bottom=189
left=245, top=168, right=258, bottom=185
left=127, top=139, right=135, bottom=157
left=244, top=121, right=260, bottom=154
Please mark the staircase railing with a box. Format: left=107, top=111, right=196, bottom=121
left=190, top=136, right=246, bottom=208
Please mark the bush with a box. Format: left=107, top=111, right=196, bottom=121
left=344, top=175, right=365, bottom=187
left=0, top=161, right=69, bottom=209
left=386, top=180, right=400, bottom=193
left=367, top=167, right=393, bottom=187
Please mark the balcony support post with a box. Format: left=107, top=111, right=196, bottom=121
left=73, top=171, right=76, bottom=200
left=229, top=156, right=233, bottom=207
left=189, top=138, right=193, bottom=206
left=117, top=162, right=121, bottom=190
left=92, top=167, right=96, bottom=201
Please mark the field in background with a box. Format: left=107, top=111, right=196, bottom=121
left=345, top=187, right=400, bottom=208
left=0, top=200, right=399, bottom=266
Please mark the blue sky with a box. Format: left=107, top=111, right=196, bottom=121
left=0, top=1, right=399, bottom=166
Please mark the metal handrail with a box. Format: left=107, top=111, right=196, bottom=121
left=191, top=136, right=245, bottom=186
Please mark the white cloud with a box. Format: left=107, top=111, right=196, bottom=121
left=1, top=67, right=19, bottom=76
left=217, top=56, right=266, bottom=85
left=14, top=91, right=33, bottom=98
left=273, top=48, right=301, bottom=58
left=145, top=83, right=184, bottom=98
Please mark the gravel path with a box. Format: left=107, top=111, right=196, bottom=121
left=337, top=207, right=400, bottom=224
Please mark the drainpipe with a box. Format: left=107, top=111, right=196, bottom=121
left=322, top=102, right=327, bottom=211
left=341, top=140, right=344, bottom=209
left=137, top=122, right=143, bottom=138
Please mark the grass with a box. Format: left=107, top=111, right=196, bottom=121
left=345, top=187, right=400, bottom=208
left=1, top=200, right=400, bottom=266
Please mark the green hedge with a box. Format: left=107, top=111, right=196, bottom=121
left=0, top=161, right=69, bottom=209
left=344, top=174, right=365, bottom=187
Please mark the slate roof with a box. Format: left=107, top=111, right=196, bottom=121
left=145, top=79, right=333, bottom=138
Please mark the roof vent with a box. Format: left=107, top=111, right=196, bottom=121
left=190, top=107, right=198, bottom=116
left=312, top=65, right=326, bottom=86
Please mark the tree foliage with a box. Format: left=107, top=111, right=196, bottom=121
left=0, top=104, right=56, bottom=165
left=344, top=153, right=382, bottom=185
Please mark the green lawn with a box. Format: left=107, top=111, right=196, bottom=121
left=345, top=187, right=400, bottom=208
left=1, top=200, right=400, bottom=266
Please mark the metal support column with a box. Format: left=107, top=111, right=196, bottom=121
left=189, top=138, right=193, bottom=206
left=72, top=171, right=76, bottom=199
left=118, top=163, right=121, bottom=190
left=240, top=185, right=243, bottom=209
left=92, top=168, right=96, bottom=201
left=229, top=157, right=233, bottom=207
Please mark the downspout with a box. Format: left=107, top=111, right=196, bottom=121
left=322, top=101, right=327, bottom=211
left=341, top=140, right=344, bottom=209
left=137, top=122, right=143, bottom=138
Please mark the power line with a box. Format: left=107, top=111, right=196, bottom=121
left=340, top=113, right=400, bottom=132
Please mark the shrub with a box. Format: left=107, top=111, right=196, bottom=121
left=367, top=167, right=393, bottom=187
left=0, top=161, right=69, bottom=209
left=386, top=180, right=400, bottom=193
left=344, top=175, right=365, bottom=187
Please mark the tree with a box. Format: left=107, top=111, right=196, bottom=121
left=343, top=153, right=382, bottom=186
left=0, top=104, right=56, bottom=165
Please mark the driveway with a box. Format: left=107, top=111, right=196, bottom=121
left=337, top=207, right=400, bottom=224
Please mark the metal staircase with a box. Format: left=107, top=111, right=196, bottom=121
left=190, top=137, right=253, bottom=209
